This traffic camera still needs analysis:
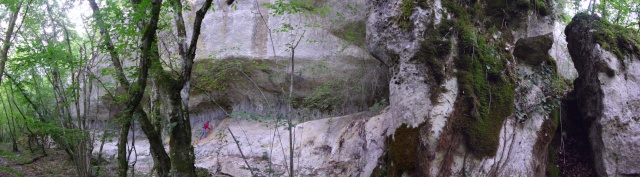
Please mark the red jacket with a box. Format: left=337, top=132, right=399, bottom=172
left=203, top=122, right=210, bottom=131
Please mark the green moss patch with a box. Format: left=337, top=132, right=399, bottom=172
left=383, top=123, right=429, bottom=176
left=389, top=124, right=419, bottom=174
left=455, top=25, right=516, bottom=157
left=396, top=0, right=417, bottom=29
left=576, top=13, right=640, bottom=60
left=413, top=20, right=453, bottom=103
left=535, top=0, right=550, bottom=16
left=482, top=0, right=551, bottom=26
left=442, top=0, right=517, bottom=158
left=547, top=145, right=559, bottom=177
left=331, top=20, right=367, bottom=47
left=543, top=108, right=560, bottom=177
left=513, top=33, right=554, bottom=65
left=394, top=0, right=433, bottom=29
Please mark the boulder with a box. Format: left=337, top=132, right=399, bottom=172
left=514, top=33, right=554, bottom=65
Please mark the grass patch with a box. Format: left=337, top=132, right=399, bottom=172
left=0, top=150, right=30, bottom=164
left=0, top=165, right=23, bottom=177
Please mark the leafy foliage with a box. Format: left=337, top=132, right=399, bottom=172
left=514, top=61, right=567, bottom=122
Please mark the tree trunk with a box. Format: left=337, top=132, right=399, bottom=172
left=159, top=0, right=213, bottom=176
left=0, top=2, right=22, bottom=86
left=134, top=108, right=171, bottom=177
left=1, top=90, right=19, bottom=152
left=153, top=78, right=196, bottom=177
left=117, top=120, right=132, bottom=177
left=89, top=0, right=164, bottom=176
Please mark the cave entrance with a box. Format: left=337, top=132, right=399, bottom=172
left=551, top=91, right=597, bottom=177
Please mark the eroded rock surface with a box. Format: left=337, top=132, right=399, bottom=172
left=566, top=13, right=640, bottom=177
left=182, top=0, right=388, bottom=119
left=514, top=33, right=554, bottom=65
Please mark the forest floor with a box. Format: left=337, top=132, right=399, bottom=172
left=0, top=143, right=77, bottom=177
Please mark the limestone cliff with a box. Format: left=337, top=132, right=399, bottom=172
left=566, top=13, right=640, bottom=177
left=91, top=0, right=640, bottom=176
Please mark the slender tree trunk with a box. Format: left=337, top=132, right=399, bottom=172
left=636, top=4, right=640, bottom=32
left=590, top=0, right=597, bottom=14
left=1, top=90, right=19, bottom=152
left=9, top=88, right=34, bottom=153
left=288, top=48, right=295, bottom=177
left=117, top=119, right=132, bottom=177
left=95, top=103, right=112, bottom=176
left=0, top=2, right=22, bottom=86
left=286, top=30, right=304, bottom=177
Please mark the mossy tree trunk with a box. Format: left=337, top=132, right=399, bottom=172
left=117, top=119, right=132, bottom=177
left=135, top=108, right=171, bottom=177
left=89, top=0, right=163, bottom=176
left=151, top=0, right=213, bottom=176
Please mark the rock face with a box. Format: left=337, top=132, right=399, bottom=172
left=185, top=0, right=574, bottom=176
left=94, top=1, right=640, bottom=177
left=514, top=33, right=554, bottom=65
left=365, top=0, right=571, bottom=176
left=193, top=111, right=394, bottom=176
left=565, top=13, right=640, bottom=177
left=81, top=0, right=389, bottom=124
left=182, top=0, right=388, bottom=120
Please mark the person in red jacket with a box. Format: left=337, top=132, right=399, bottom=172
left=200, top=121, right=211, bottom=140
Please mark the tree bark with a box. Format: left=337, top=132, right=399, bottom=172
left=1, top=90, right=19, bottom=152
left=0, top=2, right=22, bottom=86
left=157, top=0, right=213, bottom=176
left=89, top=0, right=164, bottom=176
left=134, top=108, right=171, bottom=177
left=117, top=120, right=132, bottom=177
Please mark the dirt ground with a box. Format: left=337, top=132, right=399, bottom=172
left=0, top=143, right=77, bottom=177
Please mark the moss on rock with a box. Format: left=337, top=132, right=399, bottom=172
left=535, top=0, right=550, bottom=16
left=455, top=26, right=516, bottom=157
left=569, top=12, right=640, bottom=61
left=442, top=0, right=517, bottom=158
left=389, top=124, right=420, bottom=174
left=396, top=0, right=417, bottom=29
left=544, top=108, right=560, bottom=177
left=413, top=19, right=454, bottom=103
left=514, top=33, right=554, bottom=65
